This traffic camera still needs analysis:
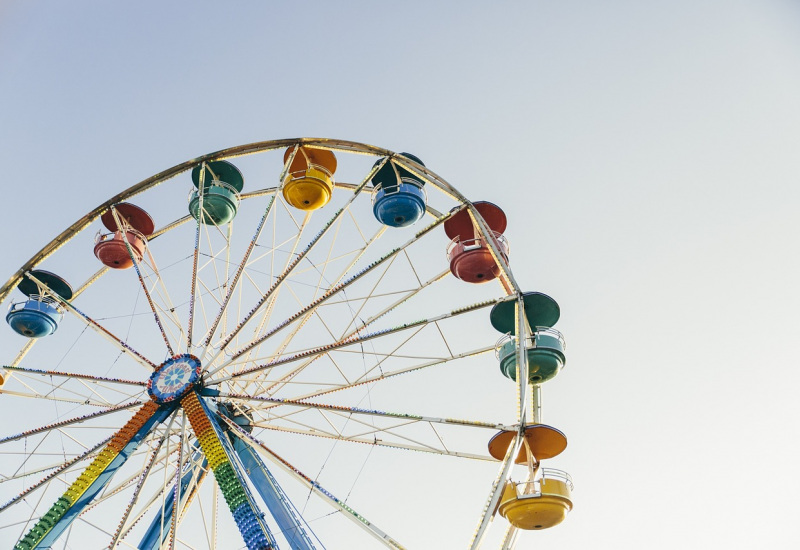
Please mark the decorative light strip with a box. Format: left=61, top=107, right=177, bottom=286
left=180, top=391, right=275, bottom=550
left=15, top=401, right=160, bottom=550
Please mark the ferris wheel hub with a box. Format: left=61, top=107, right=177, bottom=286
left=147, top=354, right=202, bottom=404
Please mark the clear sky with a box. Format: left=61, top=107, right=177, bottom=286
left=1, top=1, right=799, bottom=549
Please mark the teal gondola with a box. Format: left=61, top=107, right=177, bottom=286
left=189, top=161, right=245, bottom=225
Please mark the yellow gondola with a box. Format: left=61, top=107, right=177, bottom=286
left=282, top=146, right=337, bottom=210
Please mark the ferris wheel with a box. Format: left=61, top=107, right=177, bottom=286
left=0, top=138, right=572, bottom=549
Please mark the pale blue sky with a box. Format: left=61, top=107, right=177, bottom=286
left=1, top=2, right=800, bottom=548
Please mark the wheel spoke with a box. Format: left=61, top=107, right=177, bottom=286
left=260, top=223, right=387, bottom=367
left=0, top=401, right=141, bottom=446
left=111, top=207, right=176, bottom=356
left=2, top=365, right=145, bottom=387
left=186, top=164, right=205, bottom=351
left=468, top=431, right=522, bottom=550
left=3, top=212, right=196, bottom=373
left=241, top=345, right=495, bottom=407
left=248, top=422, right=493, bottom=461
left=140, top=247, right=188, bottom=349
left=0, top=388, right=118, bottom=408
left=207, top=156, right=389, bottom=364
left=201, top=149, right=295, bottom=353
left=213, top=392, right=511, bottom=431
left=175, top=449, right=210, bottom=525
left=242, top=224, right=388, bottom=396
left=514, top=296, right=532, bottom=428
left=2, top=366, right=142, bottom=407
left=209, top=297, right=500, bottom=386
left=250, top=268, right=450, bottom=398
left=250, top=403, right=485, bottom=458
left=224, top=211, right=452, bottom=366
left=120, top=412, right=185, bottom=548
left=205, top=205, right=312, bottom=371
left=166, top=415, right=185, bottom=550
left=24, top=271, right=156, bottom=370
left=499, top=520, right=519, bottom=549
left=208, top=222, right=387, bottom=387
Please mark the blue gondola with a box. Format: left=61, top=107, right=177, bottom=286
left=6, top=270, right=73, bottom=338
left=371, top=153, right=427, bottom=227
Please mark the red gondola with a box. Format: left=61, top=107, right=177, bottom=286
left=93, top=203, right=155, bottom=269
left=444, top=201, right=509, bottom=283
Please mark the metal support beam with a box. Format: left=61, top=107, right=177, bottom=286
left=232, top=435, right=317, bottom=550
left=180, top=392, right=278, bottom=550
left=138, top=444, right=207, bottom=550
left=221, top=416, right=405, bottom=549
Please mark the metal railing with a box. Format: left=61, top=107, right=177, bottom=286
left=94, top=227, right=149, bottom=245
left=531, top=326, right=566, bottom=350
left=8, top=294, right=64, bottom=313
left=494, top=333, right=513, bottom=358
left=371, top=176, right=427, bottom=204
left=188, top=179, right=242, bottom=202
left=511, top=468, right=574, bottom=497
left=541, top=468, right=573, bottom=489
left=283, top=162, right=334, bottom=185
left=446, top=231, right=509, bottom=262
left=494, top=326, right=567, bottom=358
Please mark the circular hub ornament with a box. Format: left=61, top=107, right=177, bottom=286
left=147, top=354, right=202, bottom=403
